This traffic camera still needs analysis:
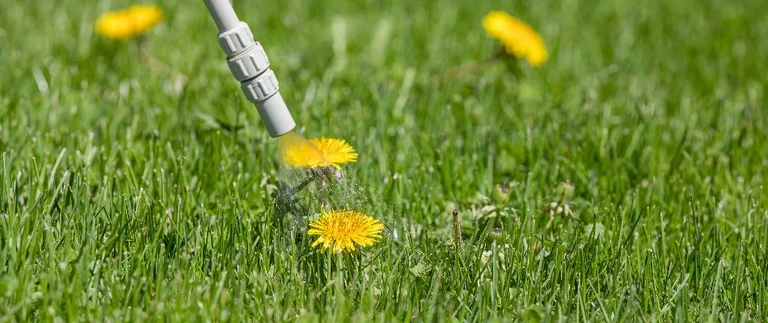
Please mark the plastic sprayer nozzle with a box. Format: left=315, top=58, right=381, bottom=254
left=204, top=0, right=296, bottom=137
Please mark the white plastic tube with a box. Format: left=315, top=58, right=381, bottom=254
left=203, top=0, right=296, bottom=137
left=203, top=0, right=239, bottom=31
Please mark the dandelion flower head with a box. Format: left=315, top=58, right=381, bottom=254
left=95, top=5, right=163, bottom=40
left=308, top=210, right=384, bottom=253
left=279, top=135, right=357, bottom=169
left=482, top=11, right=548, bottom=67
left=309, top=138, right=358, bottom=168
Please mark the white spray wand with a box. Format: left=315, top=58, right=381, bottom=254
left=203, top=0, right=296, bottom=137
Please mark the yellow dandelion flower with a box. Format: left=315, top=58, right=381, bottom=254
left=279, top=133, right=357, bottom=169
left=482, top=11, right=548, bottom=67
left=308, top=210, right=384, bottom=253
left=95, top=4, right=163, bottom=40
left=309, top=138, right=358, bottom=168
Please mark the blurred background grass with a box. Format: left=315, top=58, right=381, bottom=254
left=1, top=0, right=767, bottom=321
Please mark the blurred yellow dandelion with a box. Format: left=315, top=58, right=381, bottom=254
left=308, top=210, right=384, bottom=253
left=280, top=135, right=357, bottom=169
left=95, top=5, right=163, bottom=40
left=129, top=5, right=163, bottom=35
left=95, top=11, right=134, bottom=40
left=482, top=11, right=548, bottom=67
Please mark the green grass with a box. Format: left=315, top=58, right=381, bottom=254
left=2, top=0, right=768, bottom=321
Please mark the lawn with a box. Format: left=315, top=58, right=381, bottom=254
left=1, top=0, right=767, bottom=321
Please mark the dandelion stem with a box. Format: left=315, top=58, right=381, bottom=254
left=435, top=48, right=508, bottom=82
left=320, top=177, right=330, bottom=211
left=137, top=37, right=188, bottom=85
left=294, top=171, right=321, bottom=192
